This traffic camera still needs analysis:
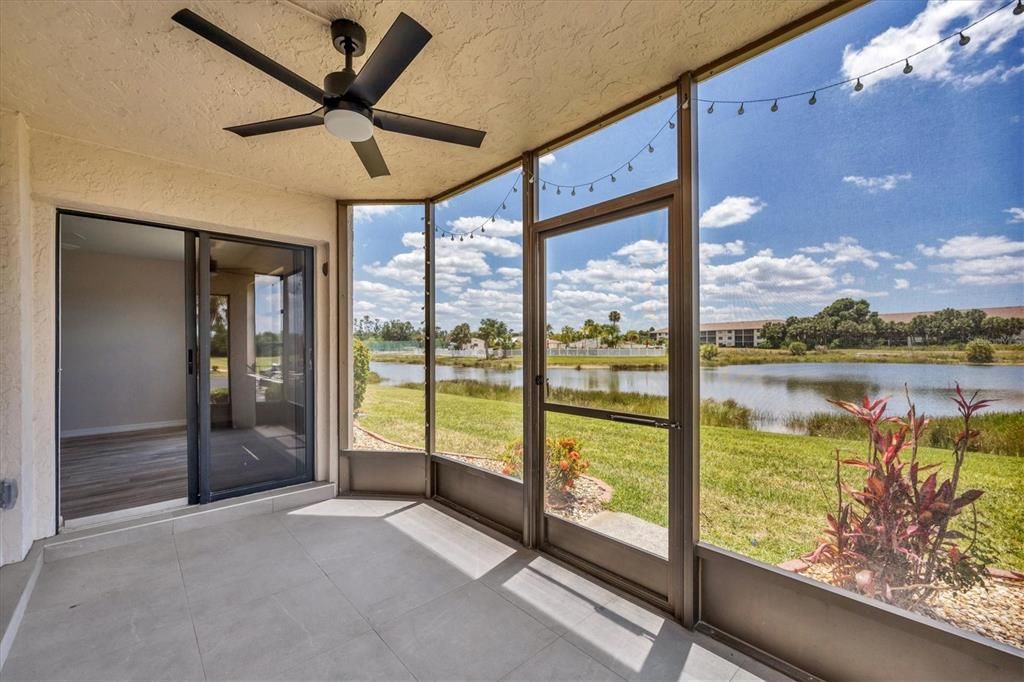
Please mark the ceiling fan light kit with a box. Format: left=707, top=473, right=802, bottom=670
left=171, top=9, right=486, bottom=178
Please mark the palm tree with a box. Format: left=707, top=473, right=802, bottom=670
left=608, top=310, right=621, bottom=328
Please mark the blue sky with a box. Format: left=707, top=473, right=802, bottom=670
left=354, top=0, right=1022, bottom=333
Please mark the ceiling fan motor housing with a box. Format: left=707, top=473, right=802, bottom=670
left=331, top=19, right=366, bottom=57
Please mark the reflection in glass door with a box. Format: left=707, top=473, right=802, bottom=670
left=199, top=235, right=314, bottom=500
left=540, top=206, right=673, bottom=597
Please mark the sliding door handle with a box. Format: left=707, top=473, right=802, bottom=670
left=187, top=348, right=195, bottom=375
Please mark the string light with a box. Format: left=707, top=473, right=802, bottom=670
left=694, top=1, right=1016, bottom=112
left=434, top=0, right=1018, bottom=245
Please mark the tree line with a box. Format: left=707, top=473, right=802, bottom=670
left=760, top=299, right=1024, bottom=349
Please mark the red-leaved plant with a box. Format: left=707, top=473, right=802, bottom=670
left=804, top=384, right=992, bottom=608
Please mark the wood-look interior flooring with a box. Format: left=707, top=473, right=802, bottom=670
left=59, top=427, right=189, bottom=520
left=60, top=426, right=306, bottom=520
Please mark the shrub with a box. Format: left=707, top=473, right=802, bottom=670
left=788, top=341, right=807, bottom=356
left=699, top=344, right=719, bottom=361
left=500, top=437, right=590, bottom=490
left=805, top=386, right=992, bottom=608
left=700, top=398, right=755, bottom=429
left=210, top=388, right=230, bottom=405
left=353, top=338, right=371, bottom=411
left=965, top=338, right=994, bottom=363
left=547, top=437, right=589, bottom=491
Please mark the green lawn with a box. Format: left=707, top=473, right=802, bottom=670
left=372, top=344, right=1024, bottom=368
left=358, top=384, right=1024, bottom=571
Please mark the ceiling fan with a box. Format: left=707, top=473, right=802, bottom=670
left=171, top=9, right=486, bottom=178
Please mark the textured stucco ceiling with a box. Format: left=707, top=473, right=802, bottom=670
left=1, top=0, right=828, bottom=200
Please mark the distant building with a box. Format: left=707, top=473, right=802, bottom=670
left=697, top=320, right=782, bottom=348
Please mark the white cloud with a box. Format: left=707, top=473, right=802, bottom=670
left=918, top=233, right=1024, bottom=287
left=699, top=240, right=746, bottom=263
left=699, top=196, right=765, bottom=229
left=840, top=1, right=1024, bottom=92
left=447, top=215, right=522, bottom=238
left=1005, top=207, right=1024, bottom=224
left=353, top=204, right=400, bottom=222
left=894, top=260, right=917, bottom=271
left=539, top=153, right=557, bottom=167
left=479, top=279, right=516, bottom=291
left=957, top=62, right=1024, bottom=89
left=894, top=278, right=910, bottom=290
left=917, top=234, right=1024, bottom=259
left=496, top=267, right=522, bottom=279
left=842, top=173, right=912, bottom=192
left=799, top=236, right=882, bottom=269
left=841, top=273, right=856, bottom=285
left=614, top=240, right=668, bottom=265
left=701, top=252, right=836, bottom=304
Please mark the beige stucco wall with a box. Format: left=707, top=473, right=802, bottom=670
left=0, top=109, right=339, bottom=563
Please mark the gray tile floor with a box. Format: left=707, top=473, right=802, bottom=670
left=1, top=498, right=791, bottom=681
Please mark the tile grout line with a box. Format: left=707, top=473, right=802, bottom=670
left=278, top=509, right=422, bottom=681
left=171, top=532, right=210, bottom=682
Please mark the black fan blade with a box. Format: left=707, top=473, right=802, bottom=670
left=374, top=110, right=486, bottom=148
left=347, top=13, right=431, bottom=106
left=172, top=9, right=325, bottom=104
left=225, top=108, right=324, bottom=137
left=352, top=137, right=390, bottom=178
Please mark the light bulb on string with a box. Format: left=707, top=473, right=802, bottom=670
left=481, top=225, right=485, bottom=233
left=668, top=120, right=675, bottom=129
left=512, top=186, right=517, bottom=193
left=770, top=100, right=778, bottom=112
left=542, top=182, right=546, bottom=191
left=556, top=187, right=561, bottom=195
left=491, top=216, right=495, bottom=222
left=450, top=234, right=454, bottom=241
left=737, top=102, right=745, bottom=115
left=1016, top=0, right=1024, bottom=15
left=469, top=233, right=473, bottom=239
left=854, top=78, right=864, bottom=92
left=903, top=59, right=913, bottom=74
left=808, top=91, right=817, bottom=105
left=528, top=173, right=534, bottom=184
left=627, top=162, right=634, bottom=172
left=647, top=144, right=654, bottom=153
left=681, top=94, right=689, bottom=110
left=459, top=235, right=464, bottom=242
left=571, top=187, right=576, bottom=196
left=501, top=202, right=506, bottom=210
left=610, top=174, right=616, bottom=183
left=958, top=32, right=970, bottom=46
left=707, top=102, right=715, bottom=114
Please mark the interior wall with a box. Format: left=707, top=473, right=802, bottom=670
left=0, top=113, right=339, bottom=563
left=60, top=250, right=186, bottom=436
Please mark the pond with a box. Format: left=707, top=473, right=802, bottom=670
left=370, top=361, right=1024, bottom=429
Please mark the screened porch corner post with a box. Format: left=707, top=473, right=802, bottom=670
left=671, top=71, right=700, bottom=628
left=425, top=199, right=437, bottom=498
left=521, top=150, right=543, bottom=550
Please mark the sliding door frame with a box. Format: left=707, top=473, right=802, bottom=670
left=198, top=233, right=317, bottom=503
left=54, top=209, right=317, bottom=522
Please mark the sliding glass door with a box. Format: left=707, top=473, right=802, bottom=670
left=198, top=235, right=314, bottom=501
